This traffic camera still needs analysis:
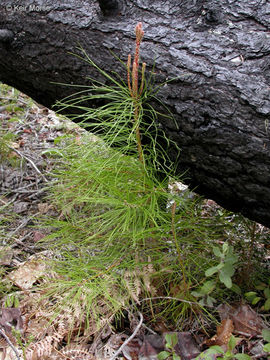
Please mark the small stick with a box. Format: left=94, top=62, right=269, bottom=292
left=0, top=197, right=16, bottom=206
left=27, top=187, right=47, bottom=199
left=0, top=327, right=21, bottom=360
left=0, top=105, right=8, bottom=112
left=8, top=212, right=40, bottom=239
left=141, top=323, right=157, bottom=335
left=141, top=296, right=199, bottom=306
left=10, top=182, right=37, bottom=192
left=109, top=312, right=143, bottom=360
left=8, top=147, right=48, bottom=183
left=171, top=201, right=188, bottom=291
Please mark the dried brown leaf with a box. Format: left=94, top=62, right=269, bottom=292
left=206, top=319, right=234, bottom=346
left=37, top=203, right=53, bottom=215
left=32, top=231, right=46, bottom=242
left=218, top=303, right=265, bottom=336
left=175, top=332, right=201, bottom=360
left=139, top=334, right=164, bottom=359
left=0, top=308, right=23, bottom=333
left=8, top=258, right=47, bottom=289
left=231, top=304, right=265, bottom=336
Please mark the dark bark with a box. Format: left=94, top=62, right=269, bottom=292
left=0, top=0, right=270, bottom=226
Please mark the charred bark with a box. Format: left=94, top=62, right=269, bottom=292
left=0, top=0, right=270, bottom=226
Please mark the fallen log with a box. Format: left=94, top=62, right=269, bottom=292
left=0, top=0, right=270, bottom=226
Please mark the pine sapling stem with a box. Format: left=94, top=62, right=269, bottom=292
left=246, top=221, right=257, bottom=283
left=127, top=22, right=145, bottom=167
left=134, top=105, right=144, bottom=164
left=171, top=201, right=188, bottom=292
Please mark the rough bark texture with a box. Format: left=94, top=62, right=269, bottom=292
left=0, top=0, right=270, bottom=226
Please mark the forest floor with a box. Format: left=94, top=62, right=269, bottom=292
left=0, top=84, right=269, bottom=360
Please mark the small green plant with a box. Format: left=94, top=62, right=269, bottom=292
left=4, top=293, right=20, bottom=308
left=158, top=333, right=181, bottom=360
left=191, top=244, right=239, bottom=306
left=191, top=279, right=217, bottom=307
left=205, top=244, right=238, bottom=289
left=262, top=329, right=270, bottom=354
left=196, top=335, right=251, bottom=360
left=245, top=278, right=270, bottom=311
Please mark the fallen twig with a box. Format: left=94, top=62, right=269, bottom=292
left=8, top=147, right=48, bottom=183
left=8, top=212, right=40, bottom=239
left=141, top=296, right=198, bottom=305
left=0, top=327, right=21, bottom=360
left=0, top=105, right=8, bottom=112
left=0, top=197, right=16, bottom=207
left=141, top=323, right=157, bottom=335
left=109, top=312, right=143, bottom=360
